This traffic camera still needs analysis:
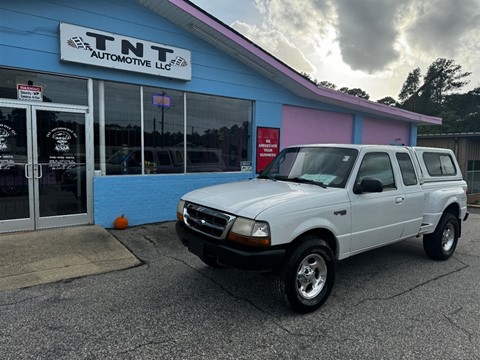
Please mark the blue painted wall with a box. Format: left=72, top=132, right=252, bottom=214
left=94, top=172, right=251, bottom=227
left=0, top=0, right=418, bottom=227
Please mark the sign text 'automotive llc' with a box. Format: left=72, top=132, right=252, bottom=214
left=59, top=23, right=191, bottom=80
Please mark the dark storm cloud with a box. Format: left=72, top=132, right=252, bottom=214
left=334, top=0, right=402, bottom=73
left=406, top=0, right=480, bottom=55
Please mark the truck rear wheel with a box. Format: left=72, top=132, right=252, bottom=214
left=273, top=236, right=335, bottom=313
left=423, top=212, right=459, bottom=260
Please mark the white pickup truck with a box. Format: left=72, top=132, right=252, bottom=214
left=176, top=144, right=469, bottom=313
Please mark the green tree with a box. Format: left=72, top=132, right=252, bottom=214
left=339, top=87, right=370, bottom=100
left=377, top=96, right=398, bottom=106
left=300, top=72, right=318, bottom=84
left=419, top=58, right=471, bottom=115
left=318, top=81, right=337, bottom=90
left=441, top=87, right=480, bottom=133
left=299, top=75, right=371, bottom=99
left=398, top=68, right=421, bottom=103
left=399, top=58, right=471, bottom=116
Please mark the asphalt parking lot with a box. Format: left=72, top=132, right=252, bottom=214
left=1, top=213, right=479, bottom=359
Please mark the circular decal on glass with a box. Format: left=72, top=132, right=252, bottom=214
left=0, top=124, right=17, bottom=153
left=0, top=124, right=16, bottom=170
left=46, top=127, right=78, bottom=170
left=47, top=127, right=77, bottom=153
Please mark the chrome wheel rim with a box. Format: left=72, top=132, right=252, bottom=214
left=296, top=253, right=327, bottom=300
left=442, top=222, right=455, bottom=252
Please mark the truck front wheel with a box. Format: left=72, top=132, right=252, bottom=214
left=423, top=212, right=459, bottom=260
left=274, top=237, right=335, bottom=313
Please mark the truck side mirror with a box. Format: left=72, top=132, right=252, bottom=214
left=353, top=178, right=383, bottom=194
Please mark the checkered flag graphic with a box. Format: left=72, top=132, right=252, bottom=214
left=170, top=56, right=188, bottom=67
left=67, top=37, right=92, bottom=50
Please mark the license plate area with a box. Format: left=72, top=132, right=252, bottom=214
left=188, top=237, right=204, bottom=258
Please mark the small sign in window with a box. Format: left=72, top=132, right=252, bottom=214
left=152, top=93, right=172, bottom=108
left=17, top=84, right=43, bottom=101
left=256, top=127, right=280, bottom=173
left=241, top=161, right=252, bottom=172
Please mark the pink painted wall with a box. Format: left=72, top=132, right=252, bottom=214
left=363, top=117, right=410, bottom=145
left=281, top=105, right=353, bottom=149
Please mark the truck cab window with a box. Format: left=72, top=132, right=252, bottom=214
left=396, top=153, right=417, bottom=186
left=356, top=152, right=396, bottom=190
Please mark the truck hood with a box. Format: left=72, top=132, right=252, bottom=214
left=181, top=178, right=344, bottom=219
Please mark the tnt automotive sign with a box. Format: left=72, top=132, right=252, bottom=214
left=59, top=23, right=191, bottom=80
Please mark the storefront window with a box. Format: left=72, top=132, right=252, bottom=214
left=143, top=87, right=184, bottom=174
left=0, top=68, right=87, bottom=105
left=94, top=80, right=251, bottom=175
left=94, top=81, right=142, bottom=175
left=186, top=93, right=251, bottom=172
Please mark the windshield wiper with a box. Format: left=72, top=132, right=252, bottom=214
left=288, top=177, right=327, bottom=188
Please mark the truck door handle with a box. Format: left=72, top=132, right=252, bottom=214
left=395, top=197, right=404, bottom=204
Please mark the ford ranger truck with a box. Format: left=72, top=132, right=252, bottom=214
left=176, top=144, right=469, bottom=313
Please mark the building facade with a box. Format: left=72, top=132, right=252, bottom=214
left=0, top=0, right=441, bottom=233
left=418, top=133, right=480, bottom=203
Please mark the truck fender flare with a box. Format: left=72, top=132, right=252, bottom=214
left=288, top=218, right=341, bottom=259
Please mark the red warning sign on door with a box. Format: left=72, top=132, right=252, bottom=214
left=17, top=84, right=43, bottom=102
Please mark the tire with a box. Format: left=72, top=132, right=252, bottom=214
left=273, top=236, right=335, bottom=313
left=423, top=212, right=459, bottom=260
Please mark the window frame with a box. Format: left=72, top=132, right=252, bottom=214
left=396, top=152, right=418, bottom=186
left=422, top=152, right=457, bottom=177
left=93, top=80, right=253, bottom=176
left=355, top=152, right=397, bottom=191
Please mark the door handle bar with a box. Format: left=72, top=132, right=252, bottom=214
left=25, top=163, right=32, bottom=179
left=37, top=164, right=43, bottom=179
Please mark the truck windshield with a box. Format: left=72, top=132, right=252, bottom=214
left=259, top=147, right=358, bottom=188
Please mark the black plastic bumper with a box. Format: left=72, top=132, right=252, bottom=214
left=175, top=221, right=286, bottom=272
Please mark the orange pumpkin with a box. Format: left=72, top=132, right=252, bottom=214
left=114, top=214, right=128, bottom=230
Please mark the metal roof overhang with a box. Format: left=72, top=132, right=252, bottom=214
left=138, top=0, right=441, bottom=126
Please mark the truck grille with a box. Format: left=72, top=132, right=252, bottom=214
left=183, top=202, right=236, bottom=240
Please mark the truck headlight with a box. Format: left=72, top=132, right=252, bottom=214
left=176, top=200, right=185, bottom=222
left=227, top=217, right=271, bottom=247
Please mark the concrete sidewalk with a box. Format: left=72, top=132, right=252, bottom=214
left=0, top=225, right=141, bottom=292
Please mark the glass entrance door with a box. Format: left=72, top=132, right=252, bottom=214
left=0, top=105, right=31, bottom=231
left=0, top=103, right=90, bottom=232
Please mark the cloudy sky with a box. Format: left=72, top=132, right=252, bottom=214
left=190, top=0, right=480, bottom=101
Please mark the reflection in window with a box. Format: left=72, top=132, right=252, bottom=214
left=396, top=153, right=417, bottom=186
left=94, top=81, right=141, bottom=175
left=186, top=93, right=251, bottom=172
left=0, top=68, right=87, bottom=105
left=0, top=107, right=29, bottom=220
left=94, top=81, right=252, bottom=175
left=356, top=152, right=396, bottom=189
left=262, top=147, right=358, bottom=188
left=143, top=87, right=184, bottom=173
left=423, top=152, right=456, bottom=176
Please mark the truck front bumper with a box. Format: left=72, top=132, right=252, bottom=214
left=176, top=221, right=286, bottom=272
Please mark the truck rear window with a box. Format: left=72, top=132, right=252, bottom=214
left=423, top=152, right=456, bottom=176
